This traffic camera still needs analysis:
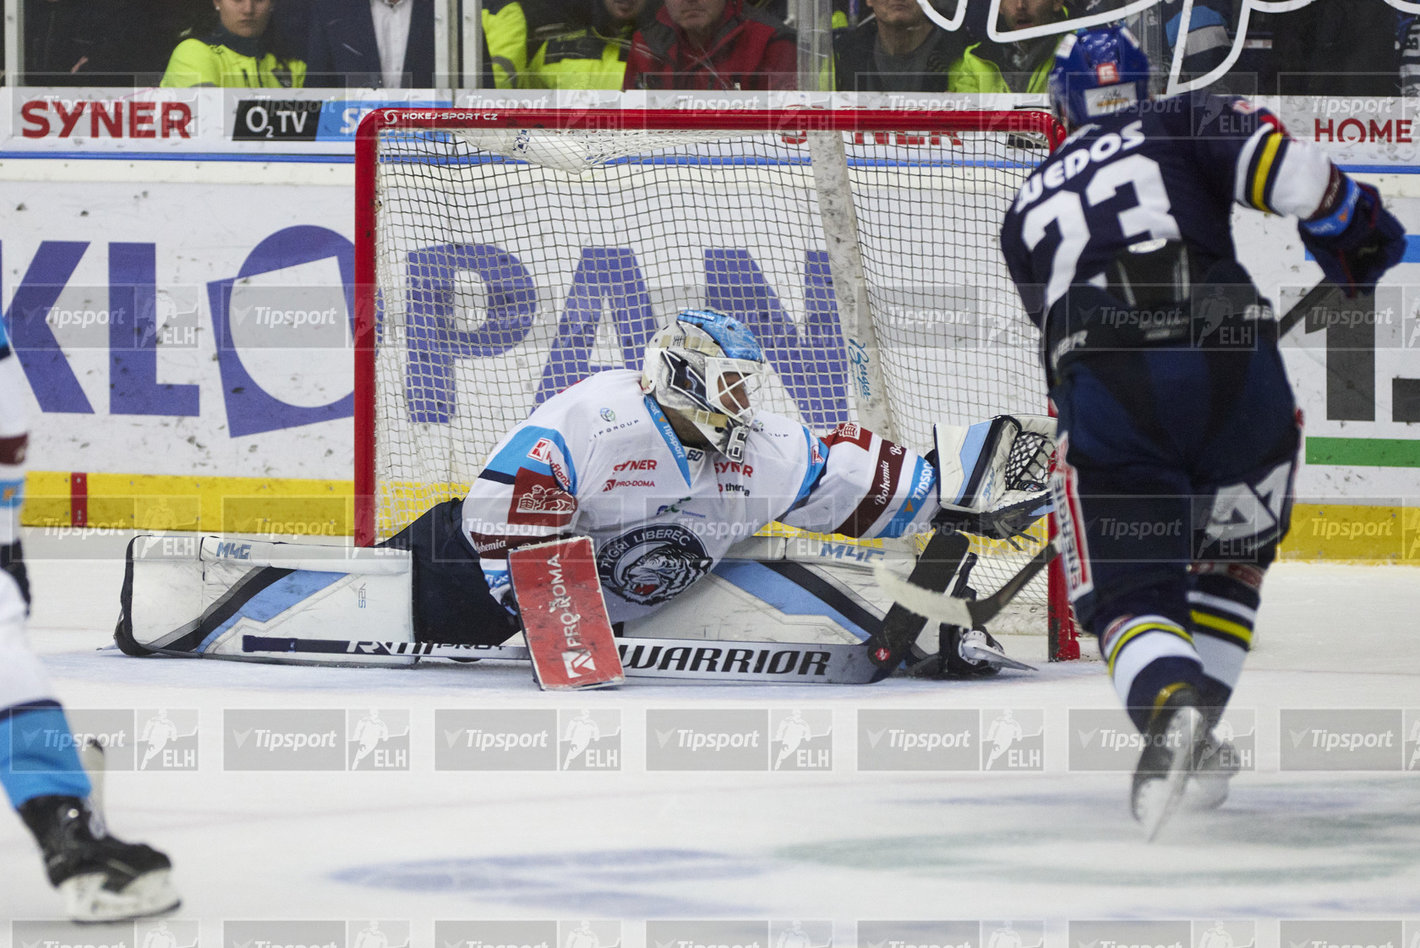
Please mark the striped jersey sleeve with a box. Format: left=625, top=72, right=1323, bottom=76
left=779, top=423, right=939, bottom=540
left=1200, top=95, right=1332, bottom=220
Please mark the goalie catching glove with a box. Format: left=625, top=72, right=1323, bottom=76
left=931, top=414, right=1057, bottom=542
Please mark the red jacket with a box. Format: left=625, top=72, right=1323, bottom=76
left=622, top=0, right=797, bottom=90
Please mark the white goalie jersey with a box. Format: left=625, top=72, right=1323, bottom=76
left=464, top=370, right=941, bottom=624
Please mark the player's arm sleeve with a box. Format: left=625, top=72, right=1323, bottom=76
left=463, top=424, right=580, bottom=608
left=999, top=215, right=1047, bottom=328
left=159, top=39, right=221, bottom=87
left=780, top=424, right=939, bottom=540
left=1198, top=96, right=1333, bottom=220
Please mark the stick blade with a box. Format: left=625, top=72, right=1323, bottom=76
left=872, top=563, right=974, bottom=628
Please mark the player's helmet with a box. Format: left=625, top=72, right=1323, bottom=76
left=641, top=309, right=766, bottom=462
left=1048, top=25, right=1152, bottom=128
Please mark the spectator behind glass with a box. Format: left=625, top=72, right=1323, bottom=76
left=1269, top=0, right=1406, bottom=95
left=484, top=0, right=589, bottom=89
left=23, top=0, right=207, bottom=86
left=525, top=0, right=655, bottom=89
left=950, top=0, right=1066, bottom=93
left=622, top=0, right=796, bottom=90
left=161, top=0, right=306, bottom=87
left=833, top=0, right=968, bottom=92
left=301, top=0, right=435, bottom=88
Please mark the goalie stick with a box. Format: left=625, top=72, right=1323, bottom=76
left=874, top=536, right=1060, bottom=631
left=875, top=279, right=1333, bottom=632
left=238, top=633, right=885, bottom=684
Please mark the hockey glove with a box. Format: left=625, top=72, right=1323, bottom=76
left=1299, top=178, right=1406, bottom=298
left=1, top=539, right=30, bottom=609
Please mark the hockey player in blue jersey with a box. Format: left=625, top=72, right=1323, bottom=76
left=999, top=25, right=1405, bottom=836
left=0, top=319, right=179, bottom=918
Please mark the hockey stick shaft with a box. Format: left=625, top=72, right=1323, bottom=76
left=861, top=528, right=970, bottom=680
left=1277, top=279, right=1338, bottom=338
left=873, top=538, right=1059, bottom=630
left=241, top=633, right=885, bottom=684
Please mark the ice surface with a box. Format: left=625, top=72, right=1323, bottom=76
left=3, top=532, right=1419, bottom=940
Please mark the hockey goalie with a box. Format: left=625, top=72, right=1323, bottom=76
left=116, top=310, right=1055, bottom=686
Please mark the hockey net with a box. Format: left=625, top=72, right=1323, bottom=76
left=354, top=107, right=1079, bottom=660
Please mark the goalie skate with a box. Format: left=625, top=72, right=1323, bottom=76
left=508, top=537, right=624, bottom=691
left=1131, top=686, right=1209, bottom=841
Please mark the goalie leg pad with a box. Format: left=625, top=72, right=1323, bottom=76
left=117, top=534, right=418, bottom=666
left=381, top=500, right=519, bottom=646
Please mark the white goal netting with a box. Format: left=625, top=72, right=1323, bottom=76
left=356, top=108, right=1077, bottom=656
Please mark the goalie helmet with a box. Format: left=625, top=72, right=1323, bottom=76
left=641, top=309, right=766, bottom=462
left=1048, top=25, right=1151, bottom=129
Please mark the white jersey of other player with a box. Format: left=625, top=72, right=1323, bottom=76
left=464, top=370, right=939, bottom=624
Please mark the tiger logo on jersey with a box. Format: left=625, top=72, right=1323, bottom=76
left=597, top=525, right=713, bottom=605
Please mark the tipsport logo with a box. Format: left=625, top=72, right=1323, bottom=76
left=435, top=709, right=557, bottom=771
left=13, top=918, right=201, bottom=948
left=225, top=709, right=410, bottom=772
left=1280, top=920, right=1404, bottom=948
left=645, top=709, right=770, bottom=771
left=346, top=709, right=412, bottom=771
left=11, top=708, right=200, bottom=773
left=1068, top=708, right=1256, bottom=773
left=856, top=920, right=1045, bottom=948
left=857, top=709, right=979, bottom=772
left=769, top=709, right=833, bottom=772
left=557, top=709, right=622, bottom=771
left=646, top=919, right=830, bottom=948
left=1279, top=709, right=1405, bottom=771
left=225, top=919, right=346, bottom=948
left=436, top=919, right=557, bottom=948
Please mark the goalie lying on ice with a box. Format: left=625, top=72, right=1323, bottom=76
left=117, top=310, right=1053, bottom=668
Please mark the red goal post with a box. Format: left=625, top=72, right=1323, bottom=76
left=353, top=106, right=1080, bottom=661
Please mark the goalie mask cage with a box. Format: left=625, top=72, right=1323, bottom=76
left=354, top=107, right=1081, bottom=661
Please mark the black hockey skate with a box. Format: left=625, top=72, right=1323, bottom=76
left=1130, top=685, right=1210, bottom=841
left=18, top=795, right=180, bottom=922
